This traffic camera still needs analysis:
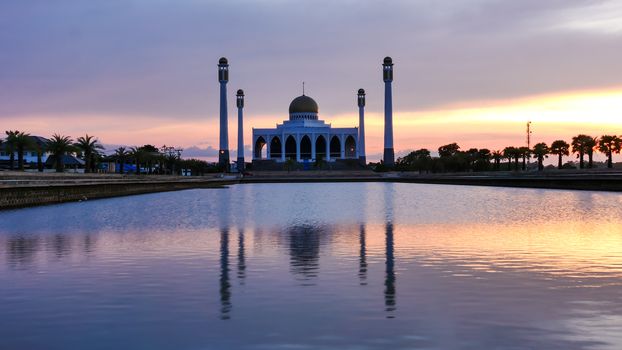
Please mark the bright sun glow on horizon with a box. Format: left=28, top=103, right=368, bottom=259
left=6, top=86, right=622, bottom=161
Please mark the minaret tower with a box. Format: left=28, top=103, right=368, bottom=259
left=357, top=88, right=367, bottom=166
left=218, top=57, right=230, bottom=170
left=236, top=89, right=245, bottom=172
left=382, top=56, right=395, bottom=167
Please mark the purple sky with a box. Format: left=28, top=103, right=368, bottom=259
left=1, top=0, right=621, bottom=159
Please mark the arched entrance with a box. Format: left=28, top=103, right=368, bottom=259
left=300, top=135, right=312, bottom=160
left=270, top=136, right=282, bottom=159
left=315, top=135, right=326, bottom=160
left=345, top=135, right=356, bottom=158
left=285, top=135, right=296, bottom=160
left=330, top=136, right=341, bottom=159
left=254, top=136, right=266, bottom=159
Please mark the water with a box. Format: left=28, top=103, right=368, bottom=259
left=1, top=183, right=622, bottom=349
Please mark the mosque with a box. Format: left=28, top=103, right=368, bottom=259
left=216, top=56, right=395, bottom=171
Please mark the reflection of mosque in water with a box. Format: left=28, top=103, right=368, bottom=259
left=216, top=221, right=397, bottom=320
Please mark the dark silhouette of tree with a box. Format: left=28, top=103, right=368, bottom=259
left=532, top=142, right=549, bottom=171
left=550, top=140, right=570, bottom=169
left=492, top=150, right=503, bottom=170
left=438, top=143, right=460, bottom=157
left=572, top=134, right=594, bottom=169
left=114, top=147, right=128, bottom=174
left=598, top=135, right=622, bottom=168
left=518, top=146, right=530, bottom=171
left=13, top=131, right=34, bottom=171
left=585, top=136, right=597, bottom=168
left=503, top=147, right=517, bottom=171
left=74, top=134, right=104, bottom=173
left=4, top=130, right=18, bottom=170
left=47, top=134, right=75, bottom=172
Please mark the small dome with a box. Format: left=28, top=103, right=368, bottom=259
left=358, top=88, right=365, bottom=94
left=383, top=56, right=393, bottom=65
left=237, top=89, right=244, bottom=95
left=289, top=95, right=318, bottom=114
left=219, top=57, right=228, bottom=64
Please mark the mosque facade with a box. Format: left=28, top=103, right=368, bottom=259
left=252, top=94, right=359, bottom=164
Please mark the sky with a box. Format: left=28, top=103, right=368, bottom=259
left=1, top=0, right=622, bottom=161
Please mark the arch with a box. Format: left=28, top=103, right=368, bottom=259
left=330, top=136, right=341, bottom=159
left=254, top=136, right=266, bottom=159
left=285, top=135, right=297, bottom=160
left=300, top=135, right=312, bottom=160
left=270, top=136, right=282, bottom=159
left=345, top=135, right=356, bottom=158
left=315, top=135, right=327, bottom=159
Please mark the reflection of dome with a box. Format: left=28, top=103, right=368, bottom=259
left=219, top=57, right=228, bottom=64
left=289, top=95, right=319, bottom=114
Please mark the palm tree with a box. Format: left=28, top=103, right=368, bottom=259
left=74, top=134, right=104, bottom=173
left=503, top=147, right=516, bottom=171
left=13, top=131, right=34, bottom=171
left=284, top=158, right=296, bottom=173
left=585, top=136, right=597, bottom=168
left=4, top=130, right=17, bottom=170
left=532, top=142, right=549, bottom=171
left=114, top=147, right=129, bottom=174
left=571, top=134, right=594, bottom=169
left=598, top=135, right=622, bottom=168
left=550, top=140, right=570, bottom=169
left=47, top=134, right=74, bottom=172
left=518, top=146, right=530, bottom=171
left=492, top=150, right=503, bottom=170
left=129, top=147, right=143, bottom=175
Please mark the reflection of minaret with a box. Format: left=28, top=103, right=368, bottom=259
left=382, top=56, right=395, bottom=167
left=237, top=229, right=246, bottom=283
left=219, top=228, right=231, bottom=319
left=384, top=221, right=396, bottom=317
left=357, top=89, right=366, bottom=165
left=236, top=89, right=245, bottom=172
left=218, top=57, right=230, bottom=170
left=359, top=224, right=367, bottom=285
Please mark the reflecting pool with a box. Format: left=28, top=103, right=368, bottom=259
left=2, top=183, right=622, bottom=349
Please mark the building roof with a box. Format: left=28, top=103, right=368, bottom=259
left=0, top=135, right=49, bottom=151
left=289, top=95, right=319, bottom=114
left=45, top=155, right=85, bottom=166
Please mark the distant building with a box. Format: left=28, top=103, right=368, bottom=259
left=0, top=135, right=50, bottom=168
left=252, top=94, right=359, bottom=165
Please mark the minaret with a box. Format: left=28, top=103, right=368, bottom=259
left=357, top=88, right=366, bottom=166
left=236, top=89, right=245, bottom=172
left=218, top=57, right=230, bottom=170
left=382, top=56, right=395, bottom=167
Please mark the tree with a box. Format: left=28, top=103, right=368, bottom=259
left=438, top=143, right=460, bottom=158
left=4, top=130, right=17, bottom=170
left=74, top=134, right=104, bottom=173
left=585, top=136, right=597, bottom=168
left=491, top=150, right=503, bottom=170
left=47, top=134, right=74, bottom=172
left=13, top=131, right=34, bottom=171
left=114, top=147, right=129, bottom=174
left=502, top=147, right=520, bottom=171
left=129, top=147, right=144, bottom=175
left=314, top=154, right=326, bottom=170
left=284, top=158, right=296, bottom=173
left=532, top=142, right=549, bottom=171
left=598, top=135, right=622, bottom=168
left=518, top=146, right=530, bottom=171
left=550, top=140, right=570, bottom=170
left=571, top=134, right=594, bottom=169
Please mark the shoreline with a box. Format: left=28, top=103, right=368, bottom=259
left=2, top=171, right=622, bottom=210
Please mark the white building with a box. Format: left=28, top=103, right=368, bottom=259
left=0, top=136, right=50, bottom=167
left=252, top=95, right=359, bottom=165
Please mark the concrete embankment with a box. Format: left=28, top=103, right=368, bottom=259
left=0, top=177, right=233, bottom=210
